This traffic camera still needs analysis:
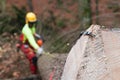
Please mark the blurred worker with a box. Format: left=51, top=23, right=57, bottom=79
left=17, top=12, right=44, bottom=74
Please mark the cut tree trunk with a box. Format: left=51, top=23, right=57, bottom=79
left=37, top=53, right=67, bottom=80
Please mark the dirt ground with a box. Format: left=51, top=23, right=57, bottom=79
left=0, top=33, right=66, bottom=80
left=0, top=33, right=42, bottom=80
left=0, top=33, right=33, bottom=79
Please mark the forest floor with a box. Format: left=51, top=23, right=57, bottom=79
left=0, top=32, right=68, bottom=80
left=0, top=33, right=40, bottom=80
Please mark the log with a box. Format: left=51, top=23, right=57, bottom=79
left=37, top=53, right=67, bottom=80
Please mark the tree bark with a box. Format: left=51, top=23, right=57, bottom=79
left=27, top=0, right=33, bottom=11
left=0, top=0, right=6, bottom=14
left=96, top=0, right=99, bottom=24
left=78, top=0, right=92, bottom=29
left=37, top=53, right=67, bottom=80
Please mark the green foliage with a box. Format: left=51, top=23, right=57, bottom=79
left=66, top=0, right=77, bottom=6
left=0, top=14, right=17, bottom=34
left=56, top=19, right=66, bottom=28
left=78, top=0, right=92, bottom=29
left=107, top=2, right=120, bottom=12
left=62, top=7, right=71, bottom=13
left=12, top=5, right=27, bottom=29
left=48, top=28, right=80, bottom=53
left=51, top=39, right=70, bottom=53
left=0, top=0, right=6, bottom=13
left=57, top=0, right=63, bottom=6
left=39, top=0, right=83, bottom=53
left=0, top=5, right=27, bottom=34
left=42, top=23, right=56, bottom=36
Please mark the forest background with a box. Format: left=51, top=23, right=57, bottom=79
left=1, top=0, right=120, bottom=52
left=1, top=0, right=120, bottom=79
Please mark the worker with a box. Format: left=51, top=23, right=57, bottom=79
left=16, top=12, right=44, bottom=74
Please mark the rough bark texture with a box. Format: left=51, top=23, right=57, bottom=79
left=37, top=53, right=67, bottom=80
left=37, top=25, right=120, bottom=80
left=62, top=25, right=120, bottom=80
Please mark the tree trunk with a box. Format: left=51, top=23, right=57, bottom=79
left=0, top=0, right=6, bottom=14
left=37, top=53, right=67, bottom=80
left=96, top=0, right=99, bottom=24
left=27, top=0, right=33, bottom=11
left=78, top=0, right=92, bottom=30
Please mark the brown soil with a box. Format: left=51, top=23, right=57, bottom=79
left=0, top=33, right=36, bottom=79
left=0, top=32, right=68, bottom=80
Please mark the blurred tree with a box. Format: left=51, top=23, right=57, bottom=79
left=96, top=0, right=99, bottom=24
left=0, top=0, right=6, bottom=14
left=78, top=0, right=92, bottom=29
left=27, top=0, right=33, bottom=11
left=12, top=5, right=27, bottom=31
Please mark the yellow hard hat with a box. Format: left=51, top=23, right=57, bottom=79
left=26, top=12, right=37, bottom=24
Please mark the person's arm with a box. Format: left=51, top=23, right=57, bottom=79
left=26, top=32, right=44, bottom=57
left=25, top=31, right=44, bottom=57
left=31, top=26, right=44, bottom=40
left=23, top=30, right=39, bottom=50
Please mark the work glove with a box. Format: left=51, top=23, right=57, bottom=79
left=36, top=47, right=44, bottom=57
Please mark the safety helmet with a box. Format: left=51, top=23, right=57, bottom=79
left=26, top=12, right=37, bottom=24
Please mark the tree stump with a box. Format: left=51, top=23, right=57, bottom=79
left=37, top=53, right=67, bottom=80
